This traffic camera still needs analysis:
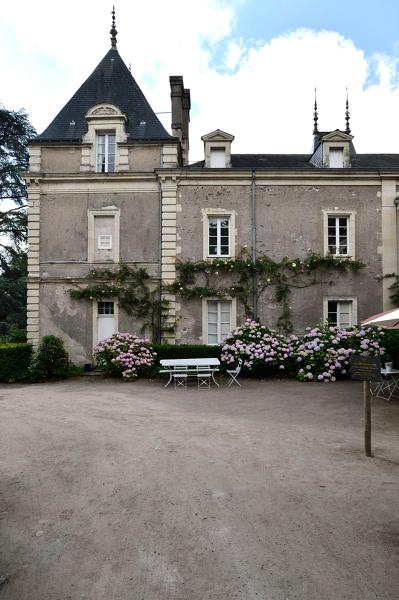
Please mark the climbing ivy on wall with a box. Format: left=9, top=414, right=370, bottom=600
left=68, top=263, right=172, bottom=342
left=166, top=250, right=365, bottom=333
left=68, top=252, right=365, bottom=339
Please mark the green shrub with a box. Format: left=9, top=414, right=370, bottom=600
left=0, top=324, right=27, bottom=344
left=6, top=324, right=27, bottom=343
left=29, top=335, right=70, bottom=381
left=379, top=329, right=399, bottom=367
left=0, top=343, right=32, bottom=382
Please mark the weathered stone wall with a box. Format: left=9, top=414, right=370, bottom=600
left=176, top=182, right=382, bottom=340
left=40, top=191, right=160, bottom=264
left=37, top=187, right=160, bottom=362
left=128, top=145, right=161, bottom=171
left=41, top=147, right=82, bottom=173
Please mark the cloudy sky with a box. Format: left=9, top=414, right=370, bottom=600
left=2, top=0, right=399, bottom=162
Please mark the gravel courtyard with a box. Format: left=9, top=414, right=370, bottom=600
left=0, top=377, right=398, bottom=600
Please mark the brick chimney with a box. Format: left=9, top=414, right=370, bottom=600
left=170, top=76, right=190, bottom=165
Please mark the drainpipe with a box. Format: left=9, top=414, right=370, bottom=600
left=157, top=173, right=163, bottom=344
left=394, top=196, right=399, bottom=278
left=251, top=170, right=257, bottom=319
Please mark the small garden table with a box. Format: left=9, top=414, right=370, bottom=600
left=159, top=358, right=220, bottom=388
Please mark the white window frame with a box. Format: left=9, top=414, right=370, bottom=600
left=202, top=208, right=236, bottom=259
left=208, top=216, right=230, bottom=257
left=96, top=132, right=116, bottom=173
left=202, top=298, right=236, bottom=345
left=327, top=215, right=349, bottom=257
left=323, top=297, right=357, bottom=328
left=323, top=210, right=355, bottom=258
left=92, top=299, right=119, bottom=348
left=88, top=208, right=120, bottom=263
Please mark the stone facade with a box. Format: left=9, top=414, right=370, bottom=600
left=25, top=38, right=399, bottom=363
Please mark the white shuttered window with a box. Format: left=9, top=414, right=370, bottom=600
left=207, top=300, right=231, bottom=344
left=210, top=148, right=226, bottom=168
left=329, top=148, right=344, bottom=168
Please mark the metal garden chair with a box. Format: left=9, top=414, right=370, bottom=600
left=226, top=359, right=243, bottom=387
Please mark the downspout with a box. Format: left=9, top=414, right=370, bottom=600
left=251, top=169, right=257, bottom=319
left=157, top=156, right=163, bottom=344
left=394, top=196, right=399, bottom=278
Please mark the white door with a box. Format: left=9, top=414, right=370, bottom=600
left=97, top=301, right=116, bottom=343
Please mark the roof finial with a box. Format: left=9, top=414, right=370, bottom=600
left=345, top=87, right=351, bottom=134
left=110, top=6, right=118, bottom=48
left=313, top=87, right=319, bottom=135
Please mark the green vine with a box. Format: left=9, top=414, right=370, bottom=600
left=68, top=263, right=173, bottom=341
left=166, top=250, right=365, bottom=333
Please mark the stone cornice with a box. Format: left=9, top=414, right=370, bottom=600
left=156, top=168, right=399, bottom=185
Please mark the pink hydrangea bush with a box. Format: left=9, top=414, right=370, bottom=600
left=94, top=332, right=156, bottom=381
left=220, top=319, right=296, bottom=375
left=294, top=324, right=385, bottom=383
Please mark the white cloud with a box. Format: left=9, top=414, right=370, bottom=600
left=2, top=2, right=399, bottom=163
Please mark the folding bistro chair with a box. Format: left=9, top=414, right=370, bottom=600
left=172, top=366, right=188, bottom=389
left=226, top=359, right=242, bottom=387
left=196, top=366, right=212, bottom=390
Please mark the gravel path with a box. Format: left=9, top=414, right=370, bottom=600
left=0, top=377, right=398, bottom=599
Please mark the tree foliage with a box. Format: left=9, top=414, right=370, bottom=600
left=0, top=106, right=36, bottom=256
left=0, top=251, right=27, bottom=333
left=0, top=107, right=36, bottom=335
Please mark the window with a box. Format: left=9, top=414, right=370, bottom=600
left=210, top=148, right=226, bottom=168
left=207, top=300, right=232, bottom=344
left=329, top=147, right=344, bottom=168
left=328, top=216, right=349, bottom=256
left=96, top=132, right=116, bottom=173
left=327, top=300, right=352, bottom=328
left=88, top=210, right=120, bottom=263
left=97, top=301, right=114, bottom=315
left=208, top=216, right=230, bottom=256
left=97, top=234, right=113, bottom=250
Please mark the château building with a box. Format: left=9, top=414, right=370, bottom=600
left=26, top=11, right=399, bottom=363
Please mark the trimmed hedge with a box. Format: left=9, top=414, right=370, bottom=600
left=153, top=343, right=222, bottom=361
left=147, top=344, right=222, bottom=378
left=0, top=343, right=32, bottom=382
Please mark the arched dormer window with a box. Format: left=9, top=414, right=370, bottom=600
left=80, top=104, right=128, bottom=173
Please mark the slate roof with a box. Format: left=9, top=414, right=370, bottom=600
left=35, top=48, right=172, bottom=143
left=188, top=153, right=399, bottom=170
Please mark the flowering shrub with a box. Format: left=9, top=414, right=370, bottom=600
left=220, top=320, right=386, bottom=382
left=220, top=319, right=296, bottom=375
left=294, top=324, right=386, bottom=382
left=94, top=332, right=156, bottom=381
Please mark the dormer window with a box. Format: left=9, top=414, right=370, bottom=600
left=210, top=147, right=226, bottom=168
left=96, top=132, right=116, bottom=173
left=309, top=130, right=354, bottom=169
left=202, top=129, right=234, bottom=168
left=329, top=147, right=344, bottom=168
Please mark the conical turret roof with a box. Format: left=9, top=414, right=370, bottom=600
left=36, top=47, right=172, bottom=143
